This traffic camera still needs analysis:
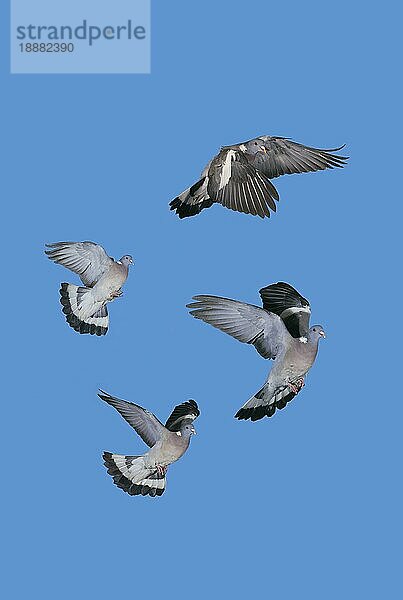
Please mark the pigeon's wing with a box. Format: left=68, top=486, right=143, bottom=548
left=165, top=399, right=200, bottom=432
left=98, top=390, right=165, bottom=448
left=45, top=241, right=114, bottom=286
left=187, top=295, right=288, bottom=359
left=259, top=282, right=311, bottom=339
left=207, top=148, right=279, bottom=218
left=251, top=136, right=348, bottom=179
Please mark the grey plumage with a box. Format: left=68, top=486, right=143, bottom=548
left=45, top=241, right=133, bottom=335
left=170, top=135, right=348, bottom=219
left=98, top=391, right=200, bottom=497
left=187, top=282, right=325, bottom=421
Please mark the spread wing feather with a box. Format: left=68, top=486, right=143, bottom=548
left=187, top=295, right=288, bottom=359
left=98, top=390, right=165, bottom=448
left=45, top=241, right=114, bottom=287
left=251, top=136, right=348, bottom=180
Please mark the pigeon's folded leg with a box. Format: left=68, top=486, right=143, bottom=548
left=288, top=378, right=305, bottom=394
left=156, top=465, right=167, bottom=477
left=108, top=289, right=123, bottom=301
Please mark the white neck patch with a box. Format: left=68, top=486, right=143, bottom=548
left=299, top=336, right=308, bottom=344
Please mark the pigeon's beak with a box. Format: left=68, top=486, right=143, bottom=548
left=191, top=427, right=197, bottom=435
left=319, top=330, right=326, bottom=338
left=129, top=258, right=134, bottom=265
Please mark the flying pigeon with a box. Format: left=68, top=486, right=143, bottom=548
left=170, top=135, right=348, bottom=219
left=187, top=282, right=325, bottom=421
left=98, top=390, right=200, bottom=497
left=45, top=241, right=133, bottom=336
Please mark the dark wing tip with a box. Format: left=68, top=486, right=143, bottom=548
left=45, top=241, right=71, bottom=248
left=44, top=243, right=57, bottom=256
left=315, top=145, right=349, bottom=163
left=189, top=294, right=220, bottom=302
left=180, top=398, right=200, bottom=418
left=259, top=281, right=310, bottom=338
left=323, top=144, right=349, bottom=159
left=98, top=389, right=116, bottom=403
left=165, top=399, right=200, bottom=431
left=187, top=399, right=200, bottom=414
left=259, top=281, right=309, bottom=306
left=186, top=295, right=215, bottom=309
left=322, top=144, right=346, bottom=152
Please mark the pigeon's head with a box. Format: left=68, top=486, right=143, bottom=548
left=309, top=325, right=326, bottom=342
left=180, top=419, right=197, bottom=438
left=243, top=137, right=267, bottom=155
left=120, top=255, right=134, bottom=267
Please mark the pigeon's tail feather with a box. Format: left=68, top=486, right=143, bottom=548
left=59, top=283, right=108, bottom=336
left=235, top=383, right=296, bottom=421
left=169, top=177, right=213, bottom=218
left=103, top=453, right=166, bottom=497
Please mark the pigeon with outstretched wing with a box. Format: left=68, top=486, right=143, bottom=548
left=170, top=135, right=348, bottom=219
left=188, top=282, right=325, bottom=421
left=99, top=391, right=200, bottom=497
left=45, top=241, right=133, bottom=336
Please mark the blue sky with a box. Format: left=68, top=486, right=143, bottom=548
left=2, top=1, right=402, bottom=599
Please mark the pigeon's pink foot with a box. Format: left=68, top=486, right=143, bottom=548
left=156, top=465, right=167, bottom=477
left=288, top=378, right=305, bottom=394
left=109, top=290, right=123, bottom=301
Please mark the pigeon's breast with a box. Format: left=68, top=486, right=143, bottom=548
left=283, top=344, right=315, bottom=381
left=146, top=437, right=189, bottom=468
left=97, top=266, right=127, bottom=297
left=162, top=436, right=190, bottom=466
